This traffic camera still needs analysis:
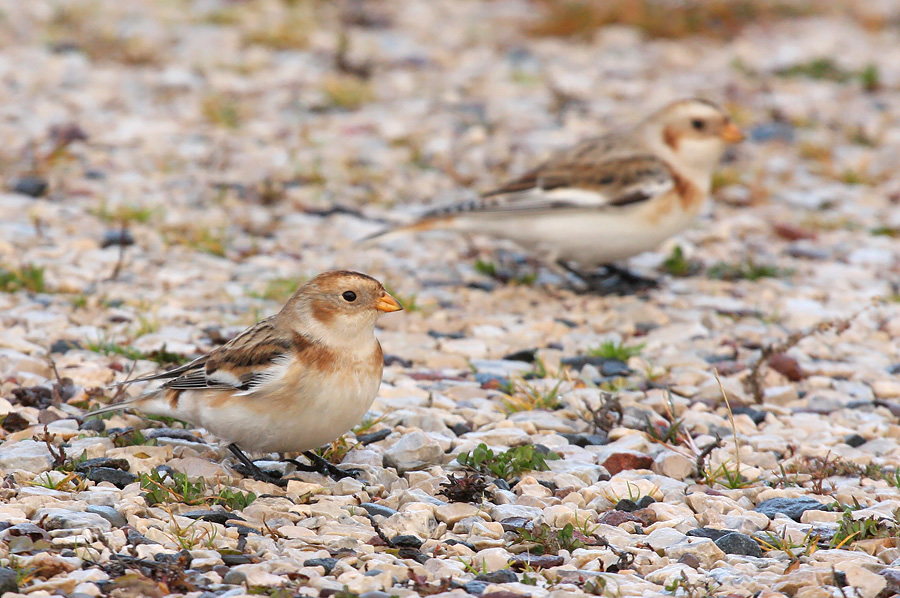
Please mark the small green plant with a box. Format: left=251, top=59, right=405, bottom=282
left=90, top=202, right=157, bottom=224
left=503, top=378, right=563, bottom=413
left=457, top=443, right=559, bottom=482
left=475, top=260, right=497, bottom=277
left=757, top=528, right=819, bottom=559
left=775, top=57, right=850, bottom=82
left=706, top=259, right=791, bottom=281
left=702, top=461, right=755, bottom=489
left=0, top=264, right=46, bottom=293
left=165, top=512, right=219, bottom=550
left=321, top=75, right=373, bottom=110
left=139, top=470, right=256, bottom=509
left=201, top=94, right=242, bottom=128
left=511, top=522, right=591, bottom=555
left=860, top=63, right=880, bottom=92
left=588, top=340, right=644, bottom=361
left=830, top=507, right=898, bottom=549
left=660, top=245, right=701, bottom=277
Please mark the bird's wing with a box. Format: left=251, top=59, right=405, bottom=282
left=123, top=316, right=295, bottom=394
left=422, top=137, right=674, bottom=217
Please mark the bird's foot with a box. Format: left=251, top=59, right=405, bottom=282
left=281, top=451, right=360, bottom=480
left=227, top=444, right=288, bottom=487
left=563, top=263, right=658, bottom=295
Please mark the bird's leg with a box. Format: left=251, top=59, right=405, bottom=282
left=301, top=451, right=357, bottom=480
left=227, top=444, right=287, bottom=487
left=559, top=260, right=657, bottom=295
left=600, top=264, right=658, bottom=287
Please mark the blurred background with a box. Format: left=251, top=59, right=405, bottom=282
left=1, top=0, right=899, bottom=336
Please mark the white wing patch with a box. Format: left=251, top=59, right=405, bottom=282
left=232, top=355, right=292, bottom=397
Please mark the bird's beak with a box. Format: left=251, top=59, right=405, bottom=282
left=375, top=292, right=403, bottom=313
left=721, top=122, right=744, bottom=143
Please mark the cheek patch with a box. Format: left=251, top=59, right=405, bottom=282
left=663, top=125, right=680, bottom=151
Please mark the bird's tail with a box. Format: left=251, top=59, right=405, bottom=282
left=84, top=398, right=141, bottom=418
left=357, top=218, right=453, bottom=247
left=84, top=387, right=163, bottom=418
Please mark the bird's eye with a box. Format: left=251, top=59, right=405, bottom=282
left=342, top=290, right=357, bottom=302
left=690, top=119, right=705, bottom=131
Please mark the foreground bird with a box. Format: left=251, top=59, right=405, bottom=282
left=365, top=98, right=743, bottom=291
left=89, top=270, right=403, bottom=484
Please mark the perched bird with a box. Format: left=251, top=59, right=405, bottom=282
left=365, top=98, right=742, bottom=289
left=89, top=270, right=403, bottom=484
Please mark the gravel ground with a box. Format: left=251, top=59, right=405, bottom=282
left=1, top=1, right=900, bottom=597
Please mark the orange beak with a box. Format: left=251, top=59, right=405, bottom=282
left=375, top=292, right=403, bottom=313
left=721, top=122, right=744, bottom=143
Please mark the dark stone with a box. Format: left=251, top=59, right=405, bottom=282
left=304, top=557, right=338, bottom=574
left=12, top=176, right=48, bottom=198
left=144, top=428, right=204, bottom=442
left=499, top=517, right=530, bottom=532
left=0, top=568, right=18, bottom=596
left=731, top=406, right=767, bottom=425
left=1, top=412, right=31, bottom=433
left=510, top=553, right=564, bottom=570
left=614, top=499, right=639, bottom=513
left=182, top=510, right=233, bottom=525
left=397, top=547, right=429, bottom=563
left=358, top=503, right=398, bottom=518
left=86, top=505, right=127, bottom=527
left=678, top=554, right=701, bottom=569
left=444, top=538, right=476, bottom=551
left=882, top=568, right=900, bottom=595
left=390, top=534, right=423, bottom=549
left=49, top=339, right=82, bottom=354
left=463, top=580, right=489, bottom=595
left=356, top=429, right=390, bottom=445
left=559, top=356, right=632, bottom=377
left=125, top=526, right=159, bottom=545
left=686, top=527, right=731, bottom=541
left=554, top=318, right=577, bottom=328
left=636, top=495, right=656, bottom=509
left=492, top=478, right=511, bottom=491
left=450, top=422, right=472, bottom=436
left=502, top=349, right=536, bottom=363
left=76, top=457, right=130, bottom=473
left=85, top=169, right=105, bottom=179
left=755, top=497, right=828, bottom=521
left=560, top=433, right=608, bottom=447
left=749, top=122, right=795, bottom=143
left=359, top=592, right=392, bottom=598
left=475, top=373, right=508, bottom=387
left=3, top=522, right=49, bottom=541
left=714, top=532, right=763, bottom=557
left=428, top=330, right=465, bottom=339
left=79, top=418, right=105, bottom=432
left=537, top=480, right=557, bottom=493
left=844, top=434, right=867, bottom=448
left=100, top=229, right=135, bottom=249
left=597, top=510, right=643, bottom=527
left=475, top=569, right=518, bottom=583
left=221, top=553, right=252, bottom=566
left=383, top=354, right=412, bottom=367
left=601, top=452, right=653, bottom=475
left=85, top=467, right=136, bottom=489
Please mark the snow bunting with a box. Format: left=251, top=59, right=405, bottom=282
left=365, top=98, right=742, bottom=287
left=89, top=270, right=402, bottom=484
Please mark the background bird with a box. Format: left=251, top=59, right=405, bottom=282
left=89, top=270, right=403, bottom=484
left=365, top=98, right=743, bottom=290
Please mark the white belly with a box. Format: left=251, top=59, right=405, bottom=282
left=456, top=199, right=704, bottom=268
